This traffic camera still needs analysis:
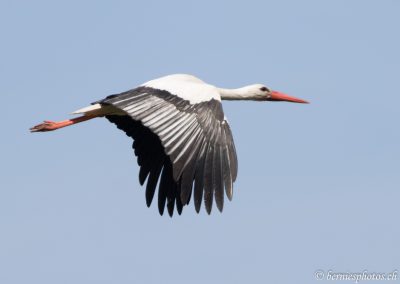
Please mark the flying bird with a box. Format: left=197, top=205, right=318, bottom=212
left=30, top=74, right=308, bottom=216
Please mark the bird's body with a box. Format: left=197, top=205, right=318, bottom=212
left=142, top=74, right=221, bottom=104
left=31, top=74, right=308, bottom=216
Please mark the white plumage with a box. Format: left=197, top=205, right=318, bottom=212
left=142, top=74, right=221, bottom=104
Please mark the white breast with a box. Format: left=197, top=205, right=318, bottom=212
left=142, top=74, right=221, bottom=104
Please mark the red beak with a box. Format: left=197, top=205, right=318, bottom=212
left=269, top=91, right=309, bottom=104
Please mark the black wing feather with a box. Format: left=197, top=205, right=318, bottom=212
left=99, top=86, right=237, bottom=215
left=193, top=141, right=207, bottom=213
left=145, top=157, right=164, bottom=207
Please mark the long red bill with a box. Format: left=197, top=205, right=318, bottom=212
left=269, top=91, right=309, bottom=104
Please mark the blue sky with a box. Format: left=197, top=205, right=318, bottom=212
left=1, top=0, right=399, bottom=283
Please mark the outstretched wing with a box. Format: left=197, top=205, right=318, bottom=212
left=97, top=86, right=238, bottom=216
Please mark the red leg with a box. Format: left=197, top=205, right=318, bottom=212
left=30, top=115, right=97, bottom=132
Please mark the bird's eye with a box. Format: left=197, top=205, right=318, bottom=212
left=260, top=86, right=269, bottom=92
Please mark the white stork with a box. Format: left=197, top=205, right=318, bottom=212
left=30, top=74, right=308, bottom=216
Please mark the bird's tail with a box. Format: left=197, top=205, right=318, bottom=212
left=72, top=103, right=125, bottom=116
left=71, top=104, right=102, bottom=115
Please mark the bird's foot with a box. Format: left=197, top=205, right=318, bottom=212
left=30, top=120, right=67, bottom=132
left=30, top=115, right=97, bottom=133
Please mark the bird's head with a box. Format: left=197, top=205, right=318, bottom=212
left=246, top=84, right=309, bottom=103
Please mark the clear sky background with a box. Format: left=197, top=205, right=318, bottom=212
left=1, top=0, right=399, bottom=283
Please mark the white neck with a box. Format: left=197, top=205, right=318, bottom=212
left=217, top=86, right=260, bottom=101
